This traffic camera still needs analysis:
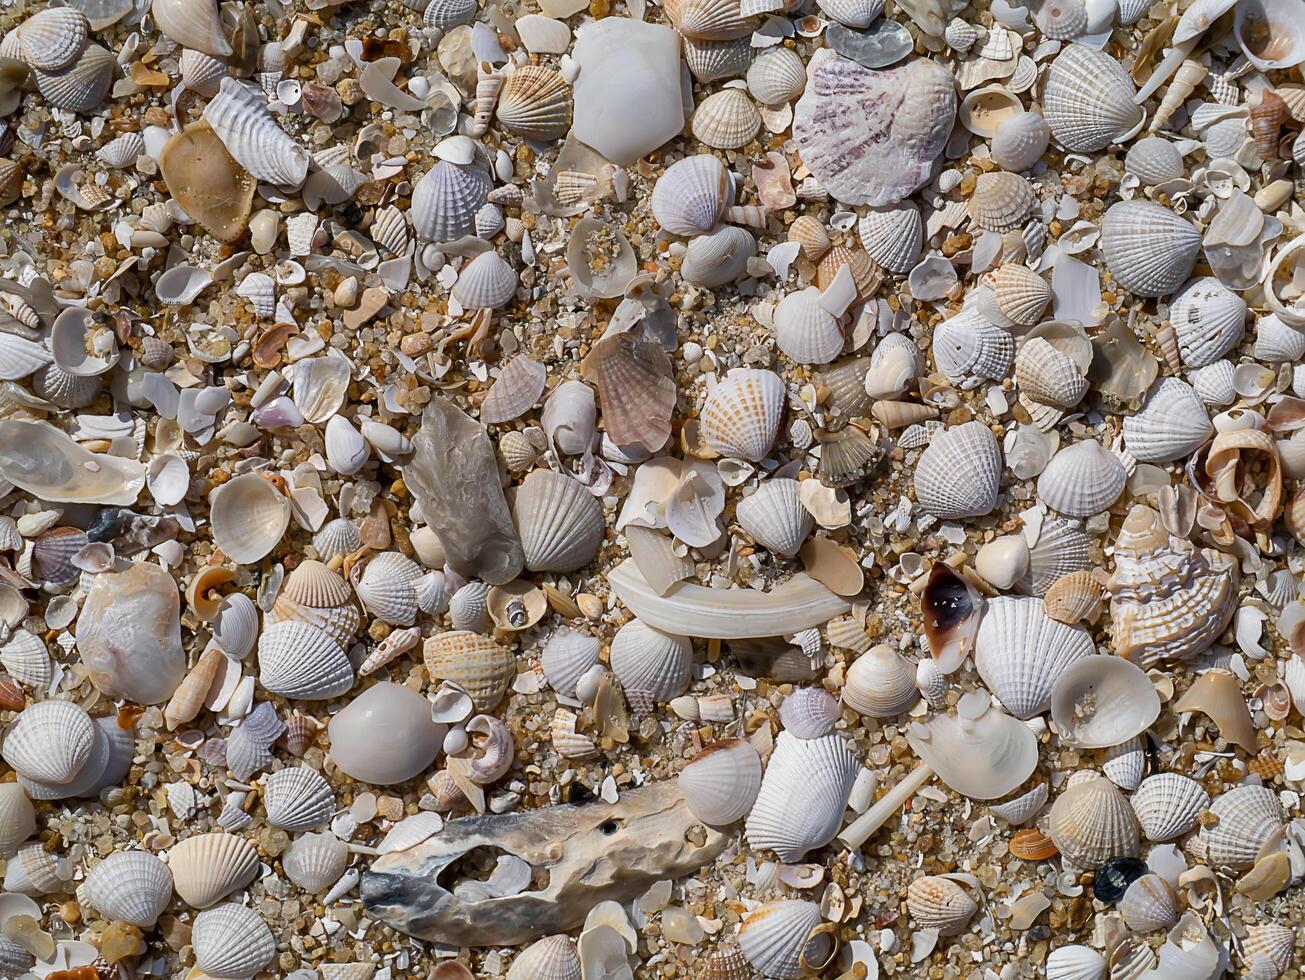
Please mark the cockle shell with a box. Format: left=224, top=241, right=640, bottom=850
left=1190, top=784, right=1286, bottom=870
left=1016, top=337, right=1087, bottom=410
left=410, top=159, right=492, bottom=243
left=1122, top=378, right=1212, bottom=462
left=1100, top=201, right=1202, bottom=299
left=1025, top=516, right=1093, bottom=596
left=3, top=843, right=65, bottom=895
left=858, top=202, right=922, bottom=274
left=80, top=850, right=173, bottom=928
left=610, top=619, right=693, bottom=707
left=987, top=783, right=1048, bottom=825
left=700, top=368, right=786, bottom=462
left=773, top=287, right=844, bottom=365
left=1120, top=874, right=1179, bottom=932
left=735, top=478, right=813, bottom=558
left=747, top=47, right=806, bottom=106
left=168, top=833, right=260, bottom=908
left=496, top=65, right=570, bottom=140
left=1, top=630, right=51, bottom=688
left=151, top=0, right=231, bottom=57
left=1042, top=44, right=1142, bottom=152
left=790, top=215, right=832, bottom=262
left=1168, top=276, right=1247, bottom=367
left=31, top=42, right=115, bottom=114
left=1125, top=136, right=1185, bottom=185
left=1130, top=773, right=1209, bottom=842
left=423, top=631, right=514, bottom=711
left=179, top=48, right=228, bottom=96
left=1036, top=440, right=1125, bottom=517
left=512, top=470, right=605, bottom=573
left=192, top=903, right=276, bottom=979
left=818, top=0, right=885, bottom=27
left=312, top=518, right=362, bottom=563
left=968, top=172, right=1036, bottom=232
left=1253, top=313, right=1305, bottom=363
left=907, top=875, right=977, bottom=936
left=257, top=620, right=354, bottom=700
left=692, top=88, right=761, bottom=150
left=682, top=224, right=756, bottom=288
left=353, top=550, right=423, bottom=626
left=651, top=155, right=731, bottom=237
left=679, top=739, right=763, bottom=826
left=262, top=766, right=335, bottom=831
left=975, top=596, right=1095, bottom=719
left=0, top=783, right=35, bottom=858
left=508, top=935, right=582, bottom=980
left=209, top=473, right=290, bottom=564
left=744, top=731, right=859, bottom=863
left=1047, top=773, right=1140, bottom=868
left=583, top=332, right=676, bottom=455
left=991, top=111, right=1051, bottom=172
left=452, top=250, right=517, bottom=310
left=282, top=831, right=348, bottom=894
left=684, top=35, right=753, bottom=84
left=842, top=644, right=917, bottom=718
left=424, top=0, right=476, bottom=28
left=736, top=900, right=823, bottom=980
left=17, top=7, right=88, bottom=71
left=1046, top=945, right=1106, bottom=980
left=204, top=78, right=310, bottom=187
left=992, top=265, right=1052, bottom=327
left=778, top=687, right=840, bottom=739
left=913, top=420, right=1002, bottom=519
left=1, top=699, right=94, bottom=785
left=664, top=0, right=754, bottom=39
left=540, top=630, right=601, bottom=699
left=1242, top=923, right=1295, bottom=980
left=931, top=308, right=1014, bottom=383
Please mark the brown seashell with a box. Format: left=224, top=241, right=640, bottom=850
left=423, top=631, right=515, bottom=711
left=921, top=562, right=984, bottom=675
left=252, top=323, right=296, bottom=369
left=186, top=565, right=237, bottom=620
left=1203, top=428, right=1283, bottom=531
left=1173, top=668, right=1257, bottom=754
left=164, top=645, right=223, bottom=730
left=788, top=214, right=831, bottom=261
left=1008, top=827, right=1059, bottom=860
left=158, top=121, right=255, bottom=244
left=815, top=245, right=882, bottom=303
left=871, top=400, right=938, bottom=429
left=1042, top=570, right=1105, bottom=625
left=582, top=332, right=676, bottom=455
left=1248, top=89, right=1289, bottom=160
left=0, top=159, right=19, bottom=207
left=280, top=711, right=320, bottom=756
left=0, top=675, right=24, bottom=712
left=496, top=65, right=571, bottom=141
left=1284, top=484, right=1305, bottom=545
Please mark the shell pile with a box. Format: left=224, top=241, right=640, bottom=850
left=0, top=0, right=1304, bottom=975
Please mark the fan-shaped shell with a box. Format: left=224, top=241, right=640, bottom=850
left=1100, top=201, right=1202, bottom=299
left=651, top=155, right=731, bottom=237
left=585, top=331, right=675, bottom=454
left=817, top=0, right=885, bottom=27
left=700, top=368, right=785, bottom=463
left=790, top=215, right=832, bottom=262
left=1192, top=784, right=1286, bottom=870
left=1046, top=944, right=1107, bottom=980
left=975, top=596, right=1095, bottom=719
left=692, top=88, right=761, bottom=150
left=684, top=36, right=753, bottom=84
left=212, top=593, right=259, bottom=661
left=987, top=782, right=1048, bottom=825
left=746, top=47, right=806, bottom=106
left=1242, top=923, right=1294, bottom=980
left=354, top=551, right=423, bottom=626
left=858, top=202, right=922, bottom=274
left=968, top=171, right=1036, bottom=231
left=773, top=287, right=844, bottom=365
left=480, top=356, right=547, bottom=426
left=1254, top=313, right=1305, bottom=363
left=1122, top=378, right=1212, bottom=462
left=1169, top=276, right=1247, bottom=367
left=508, top=935, right=582, bottom=980
left=151, top=0, right=231, bottom=57
left=312, top=517, right=362, bottom=563
left=609, top=619, right=693, bottom=705
left=679, top=738, right=763, bottom=825
left=737, top=900, right=823, bottom=980
left=0, top=783, right=35, bottom=858
left=192, top=903, right=275, bottom=979
left=735, top=478, right=813, bottom=558
left=682, top=224, right=755, bottom=288
left=907, top=875, right=977, bottom=936
left=282, top=558, right=354, bottom=609
left=262, top=766, right=335, bottom=831
left=665, top=0, right=755, bottom=40
left=512, top=470, right=605, bottom=573
left=497, top=65, right=570, bottom=140
left=3, top=842, right=64, bottom=895
left=1130, top=773, right=1209, bottom=842
left=744, top=731, right=859, bottom=862
left=257, top=620, right=354, bottom=700
left=179, top=48, right=228, bottom=97
left=81, top=850, right=173, bottom=927
left=932, top=308, right=1014, bottom=382
left=424, top=0, right=476, bottom=28
left=32, top=42, right=115, bottom=113
left=210, top=473, right=290, bottom=565
left=1037, top=440, right=1126, bottom=517
left=778, top=687, right=840, bottom=739
left=1042, top=44, right=1143, bottom=151
left=1049, top=654, right=1160, bottom=748
left=168, top=833, right=260, bottom=908
left=1120, top=874, right=1179, bottom=932
left=452, top=250, right=517, bottom=310
left=204, top=78, right=310, bottom=187
left=1, top=630, right=52, bottom=689
left=914, top=420, right=1002, bottom=519
left=423, top=631, right=514, bottom=711
left=991, top=111, right=1051, bottom=171
left=17, top=7, right=88, bottom=72
left=842, top=644, right=917, bottom=718
left=540, top=630, right=601, bottom=699
left=992, top=265, right=1052, bottom=327
left=1125, top=136, right=1185, bottom=185
left=282, top=831, right=348, bottom=894
left=1047, top=773, right=1140, bottom=868
left=2, top=699, right=94, bottom=785
left=1016, top=337, right=1087, bottom=409
left=410, top=159, right=492, bottom=243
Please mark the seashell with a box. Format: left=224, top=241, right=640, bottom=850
left=692, top=88, right=761, bottom=150
left=1253, top=313, right=1305, bottom=363
left=1100, top=201, right=1202, bottom=299
left=857, top=202, right=921, bottom=274
left=1130, top=773, right=1209, bottom=842
left=0, top=783, right=35, bottom=858
left=1125, top=136, right=1185, bottom=186
left=1122, top=378, right=1212, bottom=462
left=744, top=731, right=858, bottom=863
left=29, top=363, right=98, bottom=408
left=257, top=620, right=354, bottom=700
left=1173, top=668, right=1256, bottom=754
left=235, top=272, right=275, bottom=320
left=664, top=0, right=756, bottom=39
left=921, top=562, right=984, bottom=675
left=789, top=215, right=832, bottom=262
left=679, top=738, right=763, bottom=825
left=841, top=644, right=917, bottom=718
left=991, top=265, right=1052, bottom=327
left=1042, top=44, right=1142, bottom=152
left=480, top=356, right=547, bottom=427
left=907, top=875, right=977, bottom=936
left=1036, top=440, right=1125, bottom=517
left=684, top=36, right=753, bottom=84
left=354, top=551, right=423, bottom=626
left=164, top=645, right=224, bottom=731
left=817, top=0, right=884, bottom=27
left=1, top=631, right=51, bottom=690
left=281, top=559, right=354, bottom=609
left=469, top=62, right=503, bottom=139
left=0, top=333, right=52, bottom=382
left=1049, top=654, right=1159, bottom=749
left=584, top=332, right=675, bottom=454
left=700, top=368, right=785, bottom=463
left=931, top=308, right=1014, bottom=383
left=423, top=631, right=514, bottom=711
left=968, top=171, right=1036, bottom=232
left=81, top=850, right=173, bottom=928
left=682, top=224, right=756, bottom=288
left=1046, top=945, right=1106, bottom=980
left=410, top=159, right=492, bottom=243
left=610, top=619, right=693, bottom=706
left=778, top=687, right=840, bottom=739
left=262, top=766, right=335, bottom=831
left=508, top=935, right=582, bottom=980
left=313, top=518, right=362, bottom=563
left=449, top=581, right=491, bottom=633
left=31, top=42, right=115, bottom=113
left=1042, top=570, right=1104, bottom=626
left=168, top=833, right=260, bottom=908
left=496, top=66, right=571, bottom=140
left=746, top=47, right=805, bottom=105
left=813, top=425, right=879, bottom=489
left=205, top=78, right=309, bottom=187
left=773, top=287, right=844, bottom=365
left=17, top=8, right=88, bottom=72
left=1016, top=337, right=1087, bottom=410
left=328, top=681, right=442, bottom=785
left=1242, top=923, right=1294, bottom=980
left=1234, top=0, right=1305, bottom=72
left=424, top=0, right=476, bottom=28
left=151, top=0, right=231, bottom=57
left=1, top=699, right=94, bottom=785
left=179, top=48, right=229, bottom=96
left=1191, top=784, right=1285, bottom=870
left=192, top=903, right=276, bottom=979
left=651, top=155, right=731, bottom=237
left=513, top=470, right=605, bottom=573
left=1036, top=0, right=1088, bottom=36
left=209, top=473, right=290, bottom=565
left=1168, top=276, right=1247, bottom=367
left=736, top=478, right=813, bottom=558
left=1119, top=875, right=1179, bottom=933
left=736, top=900, right=822, bottom=980
left=282, top=831, right=348, bottom=894
left=1047, top=773, right=1140, bottom=868
left=3, top=843, right=65, bottom=896
left=987, top=783, right=1048, bottom=825
left=541, top=631, right=601, bottom=699
left=913, top=420, right=1002, bottom=519
left=989, top=110, right=1050, bottom=172
left=452, top=250, right=516, bottom=310
left=30, top=526, right=85, bottom=585
left=976, top=596, right=1095, bottom=720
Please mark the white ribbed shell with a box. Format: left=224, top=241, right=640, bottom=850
left=540, top=630, right=602, bottom=699
left=168, top=833, right=260, bottom=908
left=1047, top=774, right=1140, bottom=868
left=1130, top=773, right=1209, bottom=842
left=282, top=831, right=349, bottom=893
left=1122, top=378, right=1212, bottom=462
left=744, top=731, right=859, bottom=862
left=609, top=619, right=694, bottom=704
left=737, top=900, right=823, bottom=980
left=1042, top=44, right=1142, bottom=151
left=192, top=903, right=276, bottom=979
left=257, top=620, right=354, bottom=700
left=700, top=368, right=786, bottom=462
left=410, top=159, right=492, bottom=242
left=773, top=287, right=844, bottom=365
left=651, top=154, right=731, bottom=236
left=203, top=78, right=310, bottom=187
left=1, top=699, right=94, bottom=785
left=513, top=470, right=605, bottom=573
left=262, top=766, right=335, bottom=831
left=1169, top=276, right=1247, bottom=367
left=452, top=250, right=517, bottom=310
left=81, top=850, right=173, bottom=927
left=913, top=421, right=1002, bottom=519
left=1100, top=201, right=1201, bottom=298
left=735, top=478, right=813, bottom=558
left=858, top=202, right=923, bottom=274
left=975, top=596, right=1095, bottom=719
left=1036, top=440, right=1126, bottom=517
left=1193, top=784, right=1286, bottom=870
left=932, top=308, right=1014, bottom=382
left=1046, top=944, right=1107, bottom=980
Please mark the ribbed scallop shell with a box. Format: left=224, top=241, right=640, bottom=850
left=262, top=766, right=335, bottom=831
left=0, top=783, right=34, bottom=858
left=778, top=687, right=840, bottom=739
left=1047, top=773, right=1140, bottom=868
left=858, top=202, right=922, bottom=274
left=932, top=308, right=1014, bottom=382
left=424, top=0, right=476, bottom=28
left=907, top=875, right=977, bottom=936
left=737, top=900, right=823, bottom=980
left=151, top=0, right=231, bottom=57
left=992, top=264, right=1052, bottom=326
left=789, top=215, right=832, bottom=262
left=179, top=48, right=229, bottom=97
left=842, top=645, right=918, bottom=718
left=700, top=368, right=785, bottom=462
left=257, top=620, right=354, bottom=700
left=32, top=42, right=115, bottom=113
left=1046, top=944, right=1107, bottom=980
left=540, top=630, right=601, bottom=699
left=312, top=518, right=362, bottom=562
left=774, top=287, right=844, bottom=365
left=991, top=111, right=1050, bottom=171
left=282, top=831, right=348, bottom=893
left=508, top=935, right=582, bottom=980
left=31, top=364, right=99, bottom=408
left=1101, top=737, right=1145, bottom=791
left=1190, top=359, right=1236, bottom=407
left=744, top=731, right=859, bottom=863
left=1169, top=276, right=1247, bottom=367
left=1254, top=313, right=1305, bottom=362
left=684, top=36, right=753, bottom=84
left=1042, top=44, right=1142, bottom=151
left=1016, top=337, right=1087, bottom=408
left=1191, top=784, right=1286, bottom=870
left=168, top=833, right=260, bottom=908
left=192, top=903, right=276, bottom=979
left=496, top=66, right=570, bottom=140
left=651, top=155, right=731, bottom=237
left=609, top=619, right=693, bottom=705
left=282, top=558, right=354, bottom=608
left=1122, top=378, right=1211, bottom=462
left=452, top=250, right=517, bottom=309
left=410, top=159, right=492, bottom=243
left=449, top=581, right=490, bottom=632
left=665, top=0, right=755, bottom=40
left=1125, top=136, right=1185, bottom=185
left=1, top=699, right=94, bottom=784
left=204, top=77, right=310, bottom=187
left=1036, top=440, right=1126, bottom=517
left=0, top=937, right=33, bottom=977
left=679, top=738, right=763, bottom=825
left=1100, top=201, right=1202, bottom=298
left=975, top=596, right=1095, bottom=719
left=18, top=7, right=88, bottom=71
left=1120, top=874, right=1179, bottom=932
left=371, top=204, right=409, bottom=257
left=481, top=356, right=547, bottom=427
left=513, top=470, right=604, bottom=573
left=0, top=630, right=52, bottom=689
left=354, top=550, right=422, bottom=626
left=0, top=333, right=52, bottom=382
left=968, top=172, right=1036, bottom=231
left=913, top=420, right=1002, bottom=519
left=422, top=631, right=514, bottom=710
left=736, top=478, right=813, bottom=558
left=81, top=850, right=173, bottom=927
left=1130, top=773, right=1209, bottom=842
left=746, top=47, right=806, bottom=105
left=987, top=782, right=1048, bottom=825
left=1242, top=923, right=1294, bottom=979
left=692, top=88, right=761, bottom=150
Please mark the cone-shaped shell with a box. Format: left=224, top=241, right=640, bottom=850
left=1192, top=784, right=1285, bottom=870
left=81, top=850, right=173, bottom=927
left=1130, top=773, right=1209, bottom=842
left=1047, top=773, right=1140, bottom=868
left=907, top=875, right=977, bottom=936
left=410, top=159, right=492, bottom=243
left=679, top=738, right=763, bottom=825
left=423, top=631, right=514, bottom=711
left=736, top=900, right=823, bottom=980
left=858, top=202, right=922, bottom=274
left=192, top=903, right=276, bottom=979
left=1122, top=378, right=1212, bottom=462
left=513, top=470, right=605, bottom=573
left=258, top=620, right=354, bottom=700
left=1, top=699, right=94, bottom=785
left=1169, top=276, right=1247, bottom=367
left=975, top=596, right=1096, bottom=719
left=651, top=155, right=730, bottom=237
left=282, top=831, right=348, bottom=894
left=152, top=0, right=231, bottom=57
left=496, top=65, right=570, bottom=140
left=508, top=935, right=582, bottom=980
left=262, top=766, right=334, bottom=831
left=914, top=421, right=1002, bottom=519
left=1100, top=201, right=1202, bottom=298
left=744, top=731, right=859, bottom=862
left=609, top=619, right=693, bottom=705
left=700, top=368, right=785, bottom=462
left=736, top=478, right=814, bottom=558
left=1037, top=440, right=1126, bottom=517
left=842, top=644, right=917, bottom=718
left=168, top=833, right=260, bottom=908
left=1042, top=44, right=1142, bottom=151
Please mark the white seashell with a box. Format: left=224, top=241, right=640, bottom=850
left=1047, top=773, right=1140, bottom=868
left=0, top=783, right=35, bottom=858
left=907, top=875, right=977, bottom=935
left=513, top=470, right=605, bottom=573
left=32, top=42, right=115, bottom=113
left=744, top=731, right=859, bottom=863
left=96, top=131, right=144, bottom=169
left=1, top=630, right=51, bottom=689
left=1, top=699, right=94, bottom=785
left=324, top=415, right=370, bottom=476
left=1101, top=736, right=1146, bottom=790
left=1036, top=440, right=1125, bottom=517
left=151, top=0, right=231, bottom=56
left=1122, top=378, right=1212, bottom=462
left=746, top=47, right=806, bottom=106
left=684, top=35, right=753, bottom=85
left=452, top=250, right=517, bottom=309
left=377, top=812, right=444, bottom=853
left=179, top=48, right=228, bottom=96
left=737, top=899, right=824, bottom=980
left=1120, top=874, right=1179, bottom=932
left=1242, top=923, right=1295, bottom=980
left=262, top=766, right=334, bottom=831
left=1049, top=654, right=1159, bottom=748
left=968, top=171, right=1036, bottom=231
left=81, top=850, right=173, bottom=928
left=410, top=159, right=492, bottom=243
left=987, top=782, right=1048, bottom=825
left=17, top=7, right=88, bottom=72
left=168, top=833, right=260, bottom=909
left=932, top=308, right=1014, bottom=383
left=1190, top=359, right=1237, bottom=407
left=257, top=620, right=354, bottom=700
left=312, top=517, right=362, bottom=562
left=817, top=0, right=884, bottom=27
left=1130, top=773, right=1209, bottom=842
left=449, top=581, right=490, bottom=633
left=540, top=630, right=602, bottom=699
left=235, top=272, right=275, bottom=319
left=700, top=368, right=786, bottom=462
left=609, top=619, right=693, bottom=705
left=209, top=472, right=290, bottom=564
left=192, top=903, right=276, bottom=979
left=1042, top=44, right=1142, bottom=152
left=778, top=687, right=840, bottom=739
left=371, top=204, right=409, bottom=258
left=773, top=287, right=844, bottom=365
left=975, top=596, right=1095, bottom=719
left=665, top=0, right=756, bottom=40
left=1015, top=337, right=1086, bottom=409
left=496, top=65, right=571, bottom=140
left=651, top=155, right=731, bottom=236
left=857, top=202, right=922, bottom=274
left=1125, top=136, right=1185, bottom=186
left=678, top=738, right=763, bottom=825
left=1234, top=0, right=1305, bottom=71
left=354, top=551, right=423, bottom=626
left=736, top=478, right=813, bottom=558
left=282, top=831, right=348, bottom=894
left=0, top=333, right=53, bottom=382
left=991, top=111, right=1051, bottom=172
left=681, top=224, right=755, bottom=288
left=1169, top=276, right=1247, bottom=367
left=1254, top=313, right=1305, bottom=362
left=913, top=420, right=1002, bottom=519
left=204, top=78, right=309, bottom=187
left=424, top=0, right=476, bottom=28
left=1100, top=201, right=1202, bottom=299
left=1191, top=783, right=1285, bottom=870
left=1046, top=944, right=1106, bottom=980
left=3, top=843, right=65, bottom=895
left=842, top=644, right=917, bottom=718
left=508, top=935, right=582, bottom=980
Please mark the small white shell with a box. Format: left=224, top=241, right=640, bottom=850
left=282, top=831, right=349, bottom=893
left=1, top=699, right=94, bottom=785
left=1119, top=874, right=1179, bottom=932
left=681, top=224, right=755, bottom=288
left=692, top=87, right=761, bottom=149
left=1036, top=440, right=1125, bottom=517
left=192, top=903, right=276, bottom=979
left=513, top=470, right=605, bottom=573
left=96, top=131, right=145, bottom=169
left=81, top=850, right=173, bottom=928
left=257, top=620, right=354, bottom=700
left=746, top=47, right=806, bottom=106
left=17, top=7, right=88, bottom=71
left=744, top=731, right=859, bottom=863
left=1191, top=783, right=1286, bottom=870
left=1169, top=276, right=1247, bottom=367
left=508, top=935, right=582, bottom=980
left=609, top=619, right=693, bottom=705
left=168, top=833, right=260, bottom=909
left=736, top=478, right=814, bottom=558
left=1100, top=201, right=1202, bottom=299
left=842, top=644, right=917, bottom=718
left=32, top=42, right=115, bottom=113
left=452, top=250, right=517, bottom=309
left=914, top=420, right=1002, bottom=519
left=312, top=517, right=362, bottom=562
left=540, top=630, right=602, bottom=699
left=1130, top=772, right=1209, bottom=842
left=262, top=766, right=335, bottom=831
left=651, top=154, right=731, bottom=236
left=1046, top=773, right=1140, bottom=868
left=410, top=159, right=493, bottom=243
left=700, top=368, right=786, bottom=462
left=0, top=783, right=35, bottom=858
left=773, top=287, right=844, bottom=365
left=325, top=415, right=370, bottom=476
left=991, top=111, right=1051, bottom=172
left=1122, top=378, right=1212, bottom=462
left=179, top=48, right=229, bottom=97
left=737, top=899, right=824, bottom=979
left=857, top=202, right=922, bottom=274
left=932, top=308, right=1014, bottom=383
left=1046, top=945, right=1106, bottom=980
left=353, top=551, right=423, bottom=626
left=678, top=738, right=763, bottom=825
left=975, top=596, right=1096, bottom=720
left=778, top=687, right=840, bottom=739
left=1125, top=136, right=1185, bottom=185
left=987, top=782, right=1048, bottom=825
left=1253, top=313, right=1305, bottom=363
left=907, top=875, right=977, bottom=936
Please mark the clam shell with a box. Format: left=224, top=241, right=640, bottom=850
left=1047, top=773, right=1140, bottom=868
left=736, top=900, right=823, bottom=980
left=736, top=478, right=813, bottom=558
left=857, top=202, right=922, bottom=274
left=1, top=699, right=94, bottom=785
left=513, top=470, right=605, bottom=573
left=0, top=629, right=51, bottom=689
left=209, top=473, right=290, bottom=565
left=991, top=111, right=1050, bottom=171
left=684, top=36, right=753, bottom=84
left=282, top=558, right=354, bottom=609
left=746, top=47, right=806, bottom=105
left=410, top=159, right=492, bottom=243
left=906, top=875, right=977, bottom=936
left=1122, top=378, right=1212, bottom=462
left=1100, top=201, right=1202, bottom=298
left=682, top=224, right=756, bottom=288
left=992, top=264, right=1052, bottom=327
left=700, top=368, right=786, bottom=463
left=0, top=783, right=35, bottom=858
left=204, top=78, right=309, bottom=187
left=1042, top=44, right=1142, bottom=152
left=312, top=518, right=362, bottom=563
left=422, top=631, right=514, bottom=711
left=651, top=155, right=731, bottom=237
left=1130, top=772, right=1209, bottom=842
left=496, top=66, right=570, bottom=140
left=151, top=0, right=231, bottom=57
left=480, top=356, right=547, bottom=425
left=354, top=550, right=422, bottom=626
left=424, top=0, right=476, bottom=28
left=30, top=364, right=98, bottom=407
left=452, top=250, right=517, bottom=310
left=1192, top=784, right=1286, bottom=870
left=773, top=287, right=844, bottom=365
left=0, top=333, right=52, bottom=382
left=32, top=42, right=115, bottom=113
left=257, top=620, right=355, bottom=700
left=1048, top=654, right=1159, bottom=747
left=1036, top=440, right=1125, bottom=517
left=1024, top=516, right=1092, bottom=596
left=790, top=214, right=832, bottom=262
left=1242, top=923, right=1294, bottom=979
left=584, top=332, right=675, bottom=455
left=1234, top=0, right=1305, bottom=71
left=778, top=687, right=840, bottom=739
left=914, top=420, right=1002, bottom=519
left=968, top=171, right=1036, bottom=231
left=987, top=782, right=1048, bottom=825
left=817, top=0, right=885, bottom=27
left=744, top=731, right=859, bottom=863
left=976, top=596, right=1096, bottom=720
left=1016, top=337, right=1086, bottom=409
left=1046, top=945, right=1106, bottom=980
left=692, top=88, right=761, bottom=150
left=192, top=903, right=276, bottom=978
left=1169, top=276, right=1247, bottom=367
left=1125, top=136, right=1185, bottom=185
left=610, top=619, right=694, bottom=706
left=842, top=644, right=917, bottom=718
left=1253, top=313, right=1305, bottom=363
left=168, top=833, right=260, bottom=908
left=179, top=48, right=229, bottom=97
left=282, top=831, right=348, bottom=894
left=679, top=738, right=763, bottom=825
left=1042, top=570, right=1105, bottom=626
left=540, top=629, right=601, bottom=699
left=665, top=0, right=755, bottom=40
left=931, top=308, right=1014, bottom=383
left=81, top=850, right=173, bottom=928
left=3, top=842, right=64, bottom=895
left=262, top=766, right=335, bottom=831
left=17, top=7, right=88, bottom=71
left=508, top=935, right=582, bottom=980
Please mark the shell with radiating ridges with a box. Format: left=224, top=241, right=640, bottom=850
left=540, top=630, right=601, bottom=699
left=203, top=77, right=310, bottom=187
left=773, top=287, right=844, bottom=365
left=778, top=687, right=840, bottom=739
left=1016, top=337, right=1087, bottom=409
left=1037, top=440, right=1126, bottom=517
left=282, top=831, right=348, bottom=894
left=1046, top=944, right=1107, bottom=980
left=354, top=550, right=423, bottom=626
left=842, top=644, right=918, bottom=718
left=700, top=368, right=786, bottom=463
left=665, top=0, right=756, bottom=40
left=410, top=159, right=492, bottom=243
left=168, top=833, right=260, bottom=909
left=992, top=265, right=1052, bottom=326
left=932, top=308, right=1014, bottom=383
left=692, top=88, right=761, bottom=150
left=1169, top=276, right=1247, bottom=367
left=1047, top=773, right=1140, bottom=868
left=651, top=155, right=731, bottom=237
left=1125, top=136, right=1185, bottom=185
left=257, top=620, right=354, bottom=700
left=744, top=731, right=859, bottom=863
left=746, top=46, right=806, bottom=106
left=452, top=250, right=517, bottom=309
left=736, top=900, right=823, bottom=980
left=679, top=738, right=763, bottom=826
left=18, top=7, right=88, bottom=72
left=736, top=478, right=813, bottom=558
left=192, top=903, right=276, bottom=979
left=858, top=202, right=922, bottom=275
left=991, top=111, right=1051, bottom=172
left=508, top=934, right=582, bottom=980
left=968, top=171, right=1036, bottom=232
left=988, top=782, right=1048, bottom=825
left=496, top=65, right=571, bottom=140
left=262, top=766, right=335, bottom=831
left=684, top=36, right=753, bottom=84
left=1122, top=378, right=1212, bottom=462
left=1242, top=923, right=1294, bottom=980
left=1190, top=784, right=1286, bottom=870
left=179, top=48, right=229, bottom=97
left=975, top=596, right=1095, bottom=719
left=682, top=224, right=756, bottom=288
left=32, top=42, right=115, bottom=113
left=907, top=875, right=977, bottom=936
left=0, top=783, right=35, bottom=858
left=1100, top=201, right=1202, bottom=299
left=512, top=470, right=605, bottom=573
left=609, top=619, right=693, bottom=705
left=151, top=0, right=231, bottom=57
left=423, top=631, right=515, bottom=711
left=1130, top=773, right=1209, bottom=842
left=1042, top=44, right=1143, bottom=151
left=1, top=699, right=94, bottom=785
left=1119, top=874, right=1179, bottom=932
left=81, top=850, right=173, bottom=927
left=914, top=420, right=1002, bottom=519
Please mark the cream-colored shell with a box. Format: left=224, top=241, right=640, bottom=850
left=700, top=368, right=786, bottom=462
left=168, top=833, right=260, bottom=908
left=841, top=644, right=918, bottom=718
left=914, top=420, right=1002, bottom=519
left=678, top=738, right=763, bottom=825
left=1047, top=773, right=1140, bottom=868
left=692, top=88, right=761, bottom=150
left=744, top=732, right=858, bottom=863
left=1036, top=440, right=1126, bottom=517
left=906, top=875, right=977, bottom=936
left=513, top=470, right=605, bottom=573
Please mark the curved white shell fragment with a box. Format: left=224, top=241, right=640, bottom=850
left=151, top=0, right=231, bottom=57
left=204, top=78, right=310, bottom=187
left=744, top=731, right=859, bottom=862
left=975, top=596, right=1096, bottom=719
left=1048, top=654, right=1159, bottom=748
left=678, top=738, right=763, bottom=825
left=0, top=419, right=145, bottom=505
